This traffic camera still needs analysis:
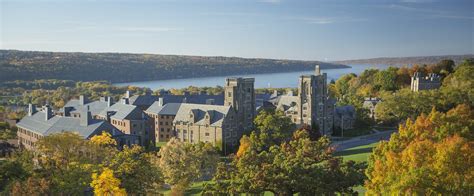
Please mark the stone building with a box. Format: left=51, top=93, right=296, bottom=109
left=97, top=99, right=153, bottom=146
left=17, top=104, right=132, bottom=150
left=224, top=77, right=255, bottom=133
left=268, top=65, right=335, bottom=135
left=57, top=95, right=112, bottom=118
left=410, top=72, right=441, bottom=92
left=173, top=103, right=237, bottom=153
left=363, top=97, right=381, bottom=120
left=145, top=102, right=182, bottom=142
left=334, top=105, right=356, bottom=130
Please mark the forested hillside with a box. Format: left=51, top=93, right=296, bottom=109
left=0, top=50, right=348, bottom=83
left=334, top=54, right=474, bottom=66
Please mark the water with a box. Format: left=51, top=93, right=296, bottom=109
left=114, top=64, right=391, bottom=89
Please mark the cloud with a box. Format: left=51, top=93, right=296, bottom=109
left=117, top=27, right=179, bottom=32
left=291, top=16, right=367, bottom=25
left=259, top=0, right=281, bottom=4
left=387, top=4, right=474, bottom=20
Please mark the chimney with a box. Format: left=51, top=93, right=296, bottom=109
left=43, top=105, right=53, bottom=121
left=100, top=97, right=106, bottom=102
left=122, top=98, right=129, bottom=104
left=158, top=97, right=164, bottom=106
left=315, top=65, right=321, bottom=76
left=79, top=95, right=87, bottom=105
left=80, top=106, right=92, bottom=126
left=28, top=104, right=37, bottom=116
left=184, top=91, right=190, bottom=96
left=106, top=111, right=114, bottom=122
left=107, top=97, right=113, bottom=107
left=125, top=91, right=131, bottom=99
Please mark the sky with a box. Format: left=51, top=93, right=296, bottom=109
left=1, top=0, right=473, bottom=61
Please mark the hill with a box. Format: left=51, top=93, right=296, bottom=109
left=334, top=54, right=474, bottom=66
left=0, top=50, right=348, bottom=83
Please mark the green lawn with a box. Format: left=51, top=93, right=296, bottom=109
left=335, top=142, right=379, bottom=162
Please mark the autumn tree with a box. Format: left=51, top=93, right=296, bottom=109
left=90, top=131, right=117, bottom=146
left=365, top=105, right=474, bottom=194
left=158, top=138, right=219, bottom=194
left=90, top=167, right=126, bottom=196
left=251, top=109, right=296, bottom=150
left=205, top=129, right=366, bottom=195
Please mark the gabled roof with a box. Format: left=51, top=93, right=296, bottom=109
left=173, top=103, right=232, bottom=127
left=145, top=103, right=182, bottom=116
left=98, top=102, right=141, bottom=120
left=17, top=111, right=119, bottom=139
left=60, top=99, right=109, bottom=116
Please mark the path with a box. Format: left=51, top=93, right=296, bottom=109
left=332, top=129, right=396, bottom=151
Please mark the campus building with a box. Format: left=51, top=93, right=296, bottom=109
left=410, top=72, right=441, bottom=92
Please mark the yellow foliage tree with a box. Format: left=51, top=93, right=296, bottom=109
left=91, top=167, right=127, bottom=196
left=236, top=135, right=251, bottom=158
left=90, top=131, right=117, bottom=146
left=365, top=105, right=474, bottom=194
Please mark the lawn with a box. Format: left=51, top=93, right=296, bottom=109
left=335, top=142, right=379, bottom=162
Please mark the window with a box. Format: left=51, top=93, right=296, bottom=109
left=160, top=122, right=163, bottom=125
left=166, top=116, right=169, bottom=119
left=160, top=115, right=164, bottom=119
left=228, top=92, right=232, bottom=97
left=160, top=134, right=164, bottom=138
left=165, top=122, right=169, bottom=125
left=205, top=132, right=210, bottom=136
left=167, top=128, right=170, bottom=132
left=161, top=128, right=164, bottom=132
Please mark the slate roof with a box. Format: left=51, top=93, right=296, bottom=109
left=98, top=102, right=141, bottom=120
left=145, top=103, right=182, bottom=116
left=17, top=110, right=120, bottom=139
left=173, top=103, right=232, bottom=127
left=60, top=99, right=109, bottom=116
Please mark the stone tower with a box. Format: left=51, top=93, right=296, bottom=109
left=297, top=65, right=330, bottom=133
left=224, top=77, right=255, bottom=132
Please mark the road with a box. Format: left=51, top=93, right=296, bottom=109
left=332, top=130, right=396, bottom=151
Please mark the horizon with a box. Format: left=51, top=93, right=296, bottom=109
left=1, top=0, right=473, bottom=61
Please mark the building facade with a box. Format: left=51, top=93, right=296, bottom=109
left=173, top=103, right=238, bottom=152
left=410, top=72, right=441, bottom=92
left=17, top=104, right=131, bottom=150
left=268, top=65, right=335, bottom=135
left=145, top=102, right=181, bottom=142
left=224, top=77, right=255, bottom=133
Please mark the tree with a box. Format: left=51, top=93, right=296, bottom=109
left=158, top=138, right=218, bottom=194
left=90, top=131, right=117, bottom=146
left=252, top=109, right=296, bottom=150
left=204, top=129, right=366, bottom=195
left=90, top=167, right=126, bottom=196
left=365, top=106, right=474, bottom=194
left=108, top=145, right=162, bottom=194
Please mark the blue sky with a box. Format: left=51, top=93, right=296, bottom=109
left=1, top=0, right=473, bottom=61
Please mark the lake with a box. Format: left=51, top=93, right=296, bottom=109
left=114, top=64, right=391, bottom=89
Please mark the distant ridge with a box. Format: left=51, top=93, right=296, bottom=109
left=334, top=54, right=474, bottom=66
left=0, top=50, right=348, bottom=83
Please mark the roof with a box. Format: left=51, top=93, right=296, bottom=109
left=17, top=110, right=120, bottom=139
left=60, top=99, right=109, bottom=116
left=269, top=95, right=299, bottom=111
left=98, top=102, right=141, bottom=120
left=145, top=103, right=182, bottom=116
left=173, top=103, right=232, bottom=127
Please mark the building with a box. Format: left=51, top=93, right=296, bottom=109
left=410, top=72, right=441, bottom=92
left=363, top=97, right=381, bottom=120
left=334, top=105, right=356, bottom=130
left=127, top=90, right=224, bottom=110
left=173, top=103, right=238, bottom=152
left=224, top=77, right=255, bottom=132
left=268, top=65, right=335, bottom=135
left=16, top=104, right=132, bottom=150
left=57, top=95, right=112, bottom=118
left=97, top=99, right=153, bottom=146
left=145, top=102, right=182, bottom=142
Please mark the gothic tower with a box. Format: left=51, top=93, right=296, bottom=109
left=224, top=77, right=255, bottom=132
left=297, top=65, right=329, bottom=132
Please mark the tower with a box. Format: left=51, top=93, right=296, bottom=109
left=224, top=77, right=255, bottom=132
left=297, top=65, right=329, bottom=133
